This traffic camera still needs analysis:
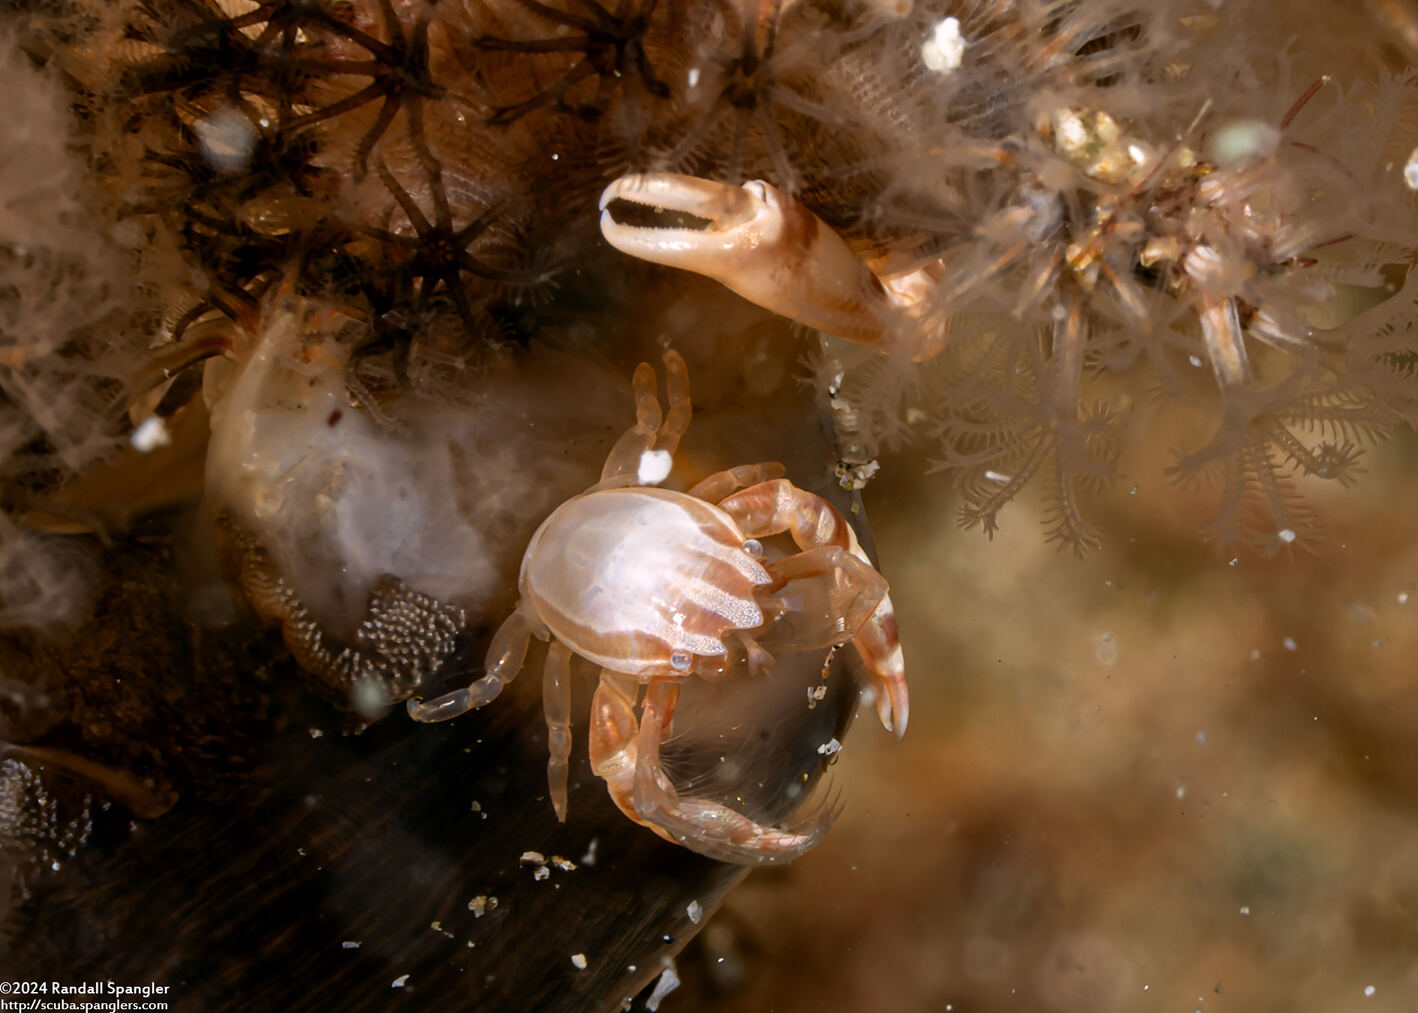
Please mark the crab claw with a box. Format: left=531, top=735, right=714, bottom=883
left=599, top=173, right=944, bottom=360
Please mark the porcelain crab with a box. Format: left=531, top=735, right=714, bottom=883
left=407, top=349, right=906, bottom=863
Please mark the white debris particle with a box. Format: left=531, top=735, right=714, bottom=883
left=922, top=17, right=965, bottom=73
left=130, top=416, right=171, bottom=453
left=1095, top=632, right=1118, bottom=667
left=533, top=865, right=550, bottom=881
left=194, top=106, right=258, bottom=173
left=984, top=469, right=1012, bottom=483
left=391, top=975, right=410, bottom=989
left=1398, top=592, right=1409, bottom=604
left=1175, top=780, right=1188, bottom=799
left=645, top=961, right=681, bottom=1011
left=1282, top=637, right=1298, bottom=652
left=835, top=458, right=880, bottom=490
left=1277, top=528, right=1297, bottom=544
left=350, top=680, right=390, bottom=719
left=1365, top=984, right=1376, bottom=997
left=471, top=800, right=482, bottom=812
left=341, top=940, right=361, bottom=949
left=816, top=737, right=842, bottom=757
left=1189, top=354, right=1204, bottom=367
left=687, top=66, right=700, bottom=89
left=686, top=899, right=703, bottom=924
left=551, top=855, right=577, bottom=872
left=519, top=850, right=546, bottom=866
left=1196, top=730, right=1208, bottom=744
left=637, top=449, right=674, bottom=485
left=308, top=727, right=324, bottom=739
left=468, top=895, right=498, bottom=917
left=1240, top=906, right=1250, bottom=915
left=807, top=684, right=827, bottom=709
left=430, top=920, right=453, bottom=938
left=581, top=837, right=599, bottom=866
left=1405, top=147, right=1418, bottom=190
left=571, top=952, right=588, bottom=970
left=1207, top=119, right=1281, bottom=167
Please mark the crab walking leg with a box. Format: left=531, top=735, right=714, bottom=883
left=588, top=673, right=825, bottom=863
left=755, top=545, right=888, bottom=651
left=718, top=480, right=908, bottom=735
left=686, top=461, right=785, bottom=502
left=600, top=174, right=940, bottom=361
left=543, top=640, right=573, bottom=822
left=633, top=681, right=829, bottom=863
left=406, top=608, right=534, bottom=722
left=599, top=349, right=692, bottom=487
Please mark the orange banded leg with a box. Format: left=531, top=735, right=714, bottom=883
left=588, top=672, right=828, bottom=864
left=756, top=546, right=888, bottom=652
left=686, top=461, right=785, bottom=503
left=543, top=640, right=573, bottom=822
left=718, top=480, right=908, bottom=736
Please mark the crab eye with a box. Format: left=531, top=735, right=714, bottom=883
left=670, top=650, right=693, bottom=671
left=742, top=539, right=763, bottom=558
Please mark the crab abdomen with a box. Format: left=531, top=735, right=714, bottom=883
left=522, top=487, right=770, bottom=677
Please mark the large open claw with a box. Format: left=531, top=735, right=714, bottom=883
left=590, top=672, right=832, bottom=864
left=600, top=173, right=944, bottom=360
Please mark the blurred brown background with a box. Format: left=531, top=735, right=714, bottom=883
left=670, top=422, right=1418, bottom=1012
